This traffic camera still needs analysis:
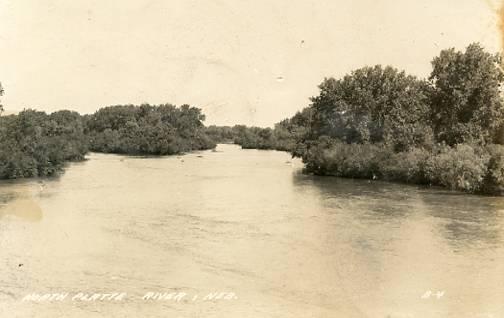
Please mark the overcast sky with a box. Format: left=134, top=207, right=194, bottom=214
left=0, top=0, right=501, bottom=126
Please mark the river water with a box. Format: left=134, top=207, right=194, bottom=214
left=1, top=144, right=504, bottom=318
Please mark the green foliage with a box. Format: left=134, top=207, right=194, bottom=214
left=235, top=127, right=277, bottom=150
left=481, top=144, right=504, bottom=194
left=301, top=137, right=388, bottom=178
left=0, top=109, right=88, bottom=179
left=430, top=43, right=504, bottom=145
left=87, top=104, right=215, bottom=155
left=0, top=102, right=216, bottom=179
left=281, top=43, right=504, bottom=194
left=2, top=42, right=504, bottom=194
left=300, top=139, right=496, bottom=193
left=380, top=147, right=431, bottom=184
left=424, top=144, right=490, bottom=192
left=206, top=108, right=313, bottom=153
left=206, top=125, right=290, bottom=151
left=205, top=125, right=235, bottom=144
left=310, top=65, right=432, bottom=150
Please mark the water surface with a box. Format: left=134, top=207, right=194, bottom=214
left=1, top=144, right=504, bottom=318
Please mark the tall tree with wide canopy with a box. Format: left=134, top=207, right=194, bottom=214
left=309, top=65, right=432, bottom=150
left=429, top=43, right=504, bottom=145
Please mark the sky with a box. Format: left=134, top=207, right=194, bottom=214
left=0, top=0, right=502, bottom=126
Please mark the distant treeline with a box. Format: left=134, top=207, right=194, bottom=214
left=211, top=43, right=504, bottom=194
left=205, top=108, right=310, bottom=151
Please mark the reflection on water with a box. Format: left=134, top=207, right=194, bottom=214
left=1, top=144, right=504, bottom=318
left=294, top=173, right=504, bottom=317
left=0, top=181, right=45, bottom=222
left=0, top=199, right=43, bottom=222
left=295, top=175, right=504, bottom=251
left=423, top=192, right=504, bottom=252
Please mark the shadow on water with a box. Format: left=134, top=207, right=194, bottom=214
left=0, top=179, right=45, bottom=222
left=419, top=190, right=504, bottom=251
left=292, top=172, right=504, bottom=252
left=292, top=171, right=422, bottom=219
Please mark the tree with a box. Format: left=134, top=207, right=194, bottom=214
left=429, top=43, right=504, bottom=145
left=0, top=109, right=89, bottom=179
left=309, top=65, right=432, bottom=150
left=86, top=104, right=215, bottom=155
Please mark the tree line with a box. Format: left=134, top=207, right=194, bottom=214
left=0, top=102, right=215, bottom=179
left=2, top=43, right=504, bottom=194
left=0, top=110, right=88, bottom=178
left=213, top=43, right=504, bottom=194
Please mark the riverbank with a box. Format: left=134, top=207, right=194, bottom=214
left=297, top=139, right=504, bottom=196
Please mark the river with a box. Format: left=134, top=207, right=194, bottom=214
left=0, top=144, right=503, bottom=318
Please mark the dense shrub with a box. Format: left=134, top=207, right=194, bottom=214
left=87, top=104, right=215, bottom=155
left=424, top=144, right=490, bottom=192
left=301, top=137, right=388, bottom=178
left=0, top=109, right=88, bottom=179
left=380, top=147, right=431, bottom=184
left=481, top=144, right=504, bottom=194
left=299, top=138, right=504, bottom=194
left=321, top=142, right=388, bottom=179
left=0, top=103, right=217, bottom=179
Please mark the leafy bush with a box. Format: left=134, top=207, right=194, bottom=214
left=0, top=109, right=88, bottom=179
left=301, top=137, right=391, bottom=178
left=87, top=104, right=215, bottom=155
left=380, top=147, right=431, bottom=183
left=481, top=144, right=504, bottom=194
left=424, top=144, right=489, bottom=192
left=298, top=138, right=504, bottom=194
left=322, top=142, right=388, bottom=178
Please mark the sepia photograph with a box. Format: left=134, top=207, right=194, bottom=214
left=1, top=0, right=504, bottom=317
